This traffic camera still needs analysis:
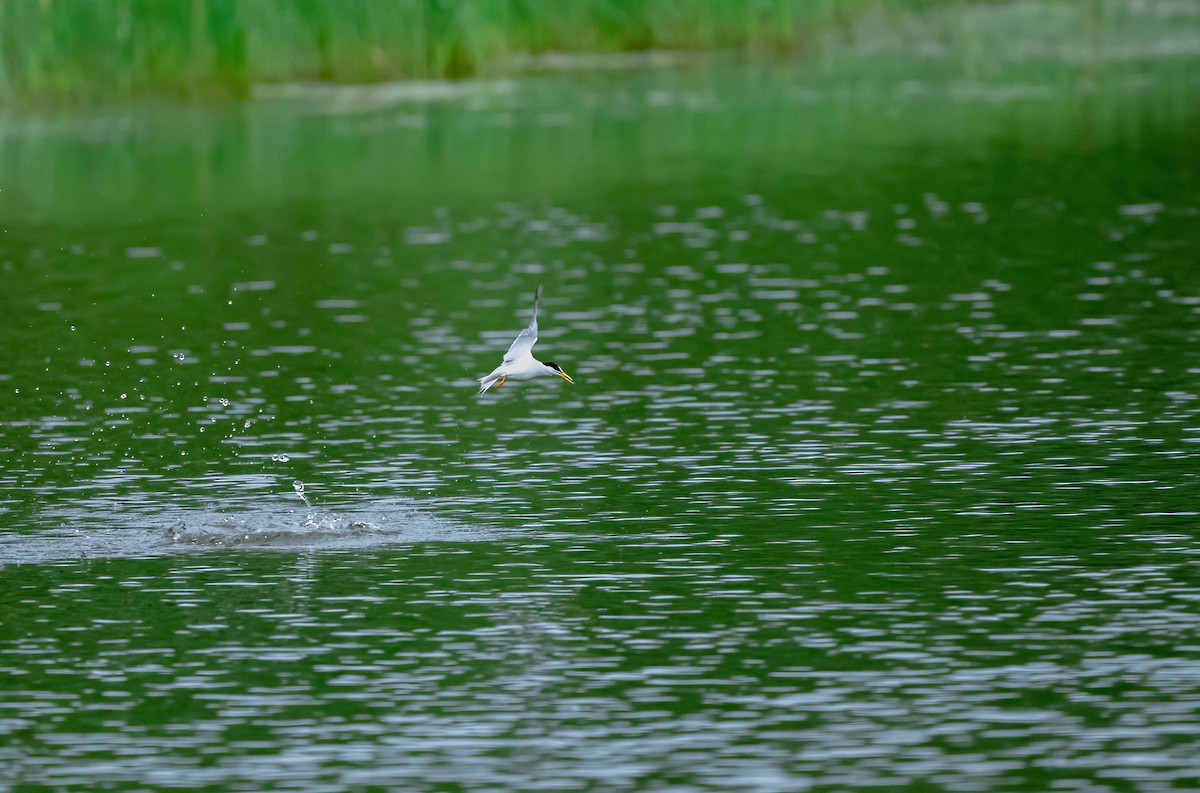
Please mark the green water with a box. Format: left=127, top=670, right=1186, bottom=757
left=3, top=10, right=1200, bottom=791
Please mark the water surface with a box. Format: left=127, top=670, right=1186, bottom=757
left=3, top=10, right=1200, bottom=791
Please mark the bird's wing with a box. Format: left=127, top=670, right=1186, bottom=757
left=502, top=284, right=542, bottom=365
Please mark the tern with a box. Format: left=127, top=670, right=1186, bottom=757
left=478, top=284, right=574, bottom=394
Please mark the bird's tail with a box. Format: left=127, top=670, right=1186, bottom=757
left=478, top=373, right=501, bottom=395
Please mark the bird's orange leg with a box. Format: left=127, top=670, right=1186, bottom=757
left=496, top=375, right=507, bottom=388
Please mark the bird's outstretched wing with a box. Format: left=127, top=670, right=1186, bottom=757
left=502, top=284, right=541, bottom=365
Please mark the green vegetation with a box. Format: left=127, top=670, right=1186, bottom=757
left=0, top=0, right=1194, bottom=107
left=0, top=0, right=1142, bottom=105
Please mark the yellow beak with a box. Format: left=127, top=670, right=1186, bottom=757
left=557, top=370, right=574, bottom=384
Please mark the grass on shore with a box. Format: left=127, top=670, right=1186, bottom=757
left=1, top=0, right=986, bottom=105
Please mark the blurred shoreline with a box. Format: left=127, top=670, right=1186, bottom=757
left=2, top=0, right=1197, bottom=107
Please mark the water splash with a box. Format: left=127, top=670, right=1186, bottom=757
left=167, top=511, right=376, bottom=546
left=0, top=500, right=504, bottom=564
left=293, top=479, right=311, bottom=509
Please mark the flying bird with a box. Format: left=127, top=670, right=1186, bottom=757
left=478, top=284, right=574, bottom=395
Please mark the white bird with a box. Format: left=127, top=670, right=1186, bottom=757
left=478, top=284, right=574, bottom=395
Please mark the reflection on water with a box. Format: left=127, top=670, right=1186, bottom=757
left=3, top=24, right=1200, bottom=793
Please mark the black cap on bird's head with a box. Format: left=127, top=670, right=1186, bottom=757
left=544, top=361, right=574, bottom=384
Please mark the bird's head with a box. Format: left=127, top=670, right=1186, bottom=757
left=543, top=361, right=574, bottom=384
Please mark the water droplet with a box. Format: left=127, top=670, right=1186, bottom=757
left=219, top=398, right=230, bottom=406
left=119, top=393, right=127, bottom=399
left=293, top=480, right=311, bottom=508
left=272, top=453, right=290, bottom=462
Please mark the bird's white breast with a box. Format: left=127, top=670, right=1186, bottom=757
left=503, top=357, right=545, bottom=380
